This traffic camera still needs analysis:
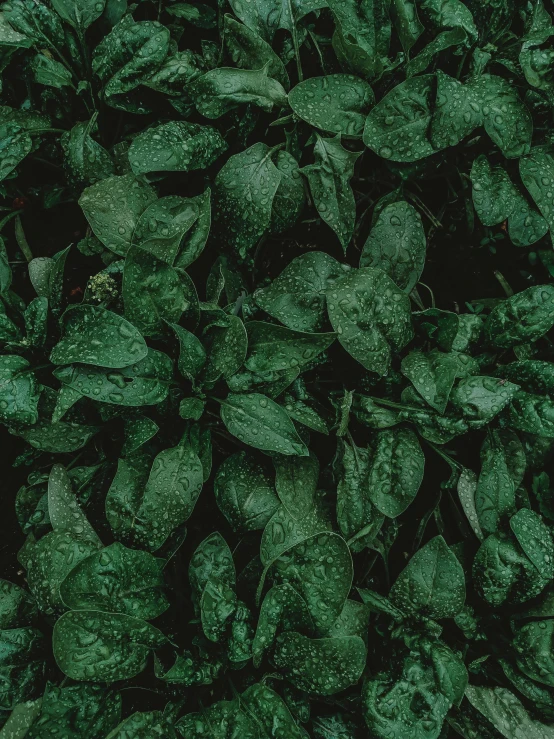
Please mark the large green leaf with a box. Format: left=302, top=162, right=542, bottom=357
left=0, top=356, right=40, bottom=425
left=389, top=535, right=466, bottom=619
left=122, top=246, right=198, bottom=337
left=221, top=392, right=308, bottom=455
left=245, top=321, right=334, bottom=372
left=254, top=251, right=347, bottom=332
left=274, top=632, right=366, bottom=695
left=50, top=305, right=148, bottom=368
left=128, top=121, right=227, bottom=175
left=60, top=542, right=169, bottom=619
left=326, top=267, right=413, bottom=375
left=214, top=142, right=282, bottom=257
left=360, top=200, right=426, bottom=292
left=301, top=134, right=361, bottom=251
left=191, top=65, right=287, bottom=118
left=289, top=75, right=374, bottom=137
left=53, top=349, right=172, bottom=407
left=363, top=75, right=435, bottom=161
left=79, top=174, right=156, bottom=256
left=214, top=451, right=280, bottom=531
left=53, top=610, right=167, bottom=682
left=367, top=428, right=425, bottom=518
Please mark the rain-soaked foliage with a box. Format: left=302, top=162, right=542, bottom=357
left=1, top=0, right=554, bottom=737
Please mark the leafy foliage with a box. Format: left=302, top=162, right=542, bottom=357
left=1, top=0, right=554, bottom=736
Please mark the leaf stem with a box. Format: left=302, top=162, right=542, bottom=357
left=425, top=440, right=462, bottom=471
left=15, top=215, right=33, bottom=262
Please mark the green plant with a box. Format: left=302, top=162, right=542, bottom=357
left=1, top=0, right=554, bottom=736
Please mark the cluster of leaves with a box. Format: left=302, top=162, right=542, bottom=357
left=2, top=0, right=554, bottom=736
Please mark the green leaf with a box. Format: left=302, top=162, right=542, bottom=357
left=261, top=502, right=330, bottom=568
left=0, top=356, right=40, bottom=425
left=53, top=610, right=166, bottom=682
left=0, top=698, right=42, bottom=738
left=79, top=173, right=156, bottom=256
left=274, top=632, right=367, bottom=695
left=471, top=155, right=548, bottom=247
left=53, top=348, right=172, bottom=407
left=50, top=0, right=106, bottom=31
left=450, top=375, right=520, bottom=428
left=326, top=267, right=413, bottom=375
left=391, top=0, right=424, bottom=52
left=301, top=134, right=361, bottom=251
left=253, top=583, right=313, bottom=666
left=245, top=321, right=334, bottom=372
left=475, top=430, right=520, bottom=536
left=274, top=453, right=319, bottom=519
left=360, top=201, right=426, bottom=292
left=510, top=508, right=554, bottom=581
left=31, top=53, right=73, bottom=89
left=25, top=683, right=122, bottom=739
left=122, top=246, right=198, bottom=337
left=132, top=196, right=199, bottom=265
left=28, top=245, right=70, bottom=316
left=337, top=440, right=384, bottom=550
left=115, top=444, right=203, bottom=552
left=221, top=392, right=309, bottom=455
left=106, top=711, right=177, bottom=739
left=513, top=618, right=554, bottom=687
left=191, top=64, right=288, bottom=119
left=16, top=417, right=99, bottom=453
left=465, top=685, right=554, bottom=739
left=0, top=236, right=12, bottom=294
left=241, top=683, right=309, bottom=738
left=431, top=72, right=532, bottom=158
left=520, top=145, right=554, bottom=242
left=214, top=451, right=280, bottom=531
left=128, top=121, right=227, bottom=175
left=327, top=0, right=391, bottom=80
left=484, top=285, right=554, bottom=348
left=223, top=14, right=289, bottom=89
left=430, top=640, right=468, bottom=706
left=367, top=427, right=425, bottom=518
left=169, top=323, right=206, bottom=381
left=363, top=654, right=451, bottom=739
left=228, top=0, right=327, bottom=42
left=401, top=349, right=475, bottom=413
left=270, top=150, right=305, bottom=234
left=61, top=119, right=114, bottom=189
left=92, top=15, right=170, bottom=112
left=47, top=464, right=101, bottom=546
left=214, top=142, right=282, bottom=257
left=202, top=315, right=248, bottom=383
left=271, top=531, right=354, bottom=632
left=0, top=580, right=37, bottom=629
left=25, top=531, right=99, bottom=615
left=174, top=189, right=212, bottom=269
left=506, top=391, right=554, bottom=437
left=471, top=75, right=532, bottom=159
left=254, top=251, right=347, bottom=332
left=167, top=2, right=216, bottom=27
left=60, top=542, right=169, bottom=619
left=289, top=74, right=374, bottom=137
left=50, top=304, right=147, bottom=368
left=189, top=532, right=236, bottom=606
left=363, top=75, right=435, bottom=161
left=389, top=535, right=466, bottom=618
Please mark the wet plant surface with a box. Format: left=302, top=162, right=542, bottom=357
left=2, top=0, right=554, bottom=737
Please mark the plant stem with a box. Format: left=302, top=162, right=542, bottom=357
left=15, top=215, right=33, bottom=262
